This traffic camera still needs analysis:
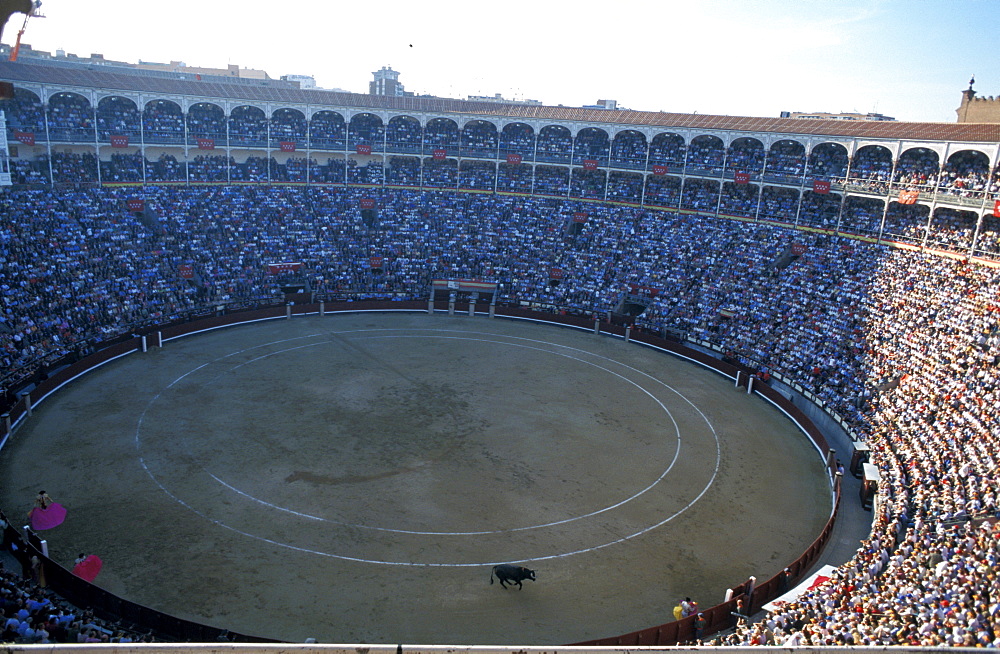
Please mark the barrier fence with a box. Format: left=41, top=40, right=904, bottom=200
left=0, top=301, right=842, bottom=645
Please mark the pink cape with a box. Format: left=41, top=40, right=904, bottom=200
left=72, top=555, right=103, bottom=582
left=29, top=503, right=67, bottom=530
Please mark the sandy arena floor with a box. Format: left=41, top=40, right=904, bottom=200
left=0, top=312, right=831, bottom=645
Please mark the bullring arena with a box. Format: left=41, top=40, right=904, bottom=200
left=1, top=37, right=1000, bottom=651
left=0, top=311, right=831, bottom=644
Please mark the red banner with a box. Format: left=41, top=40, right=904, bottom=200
left=812, top=179, right=831, bottom=194
left=582, top=159, right=598, bottom=171
left=14, top=131, right=34, bottom=146
left=369, top=256, right=384, bottom=269
left=432, top=149, right=447, bottom=160
left=359, top=198, right=376, bottom=209
left=280, top=141, right=296, bottom=152
left=110, top=134, right=129, bottom=148
left=734, top=171, right=750, bottom=185
left=995, top=200, right=1000, bottom=218
left=197, top=138, right=215, bottom=150
left=506, top=153, right=522, bottom=165
left=897, top=189, right=919, bottom=205
left=267, top=262, right=304, bottom=275
left=652, top=164, right=667, bottom=175
left=791, top=243, right=808, bottom=256
left=549, top=267, right=566, bottom=280
left=126, top=198, right=144, bottom=212
left=356, top=144, right=372, bottom=155
left=572, top=212, right=588, bottom=223
left=178, top=264, right=194, bottom=280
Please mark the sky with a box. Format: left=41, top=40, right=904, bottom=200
left=1, top=0, right=996, bottom=123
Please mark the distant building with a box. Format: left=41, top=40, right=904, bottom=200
left=281, top=74, right=317, bottom=90
left=779, top=110, right=895, bottom=121
left=956, top=78, right=1000, bottom=123
left=0, top=43, right=283, bottom=84
left=467, top=93, right=543, bottom=106
left=137, top=60, right=270, bottom=80
left=582, top=99, right=618, bottom=110
left=370, top=66, right=406, bottom=97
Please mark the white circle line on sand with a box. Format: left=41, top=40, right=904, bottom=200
left=134, top=323, right=722, bottom=566
left=204, top=334, right=682, bottom=535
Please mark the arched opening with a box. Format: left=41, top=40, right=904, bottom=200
left=610, top=130, right=647, bottom=171
left=187, top=102, right=226, bottom=145
left=96, top=96, right=140, bottom=142
left=0, top=87, right=44, bottom=135
left=765, top=140, right=806, bottom=181
left=422, top=117, right=459, bottom=156
left=807, top=142, right=848, bottom=180
left=537, top=125, right=572, bottom=164
left=893, top=147, right=939, bottom=192
left=310, top=110, right=347, bottom=149
left=47, top=91, right=93, bottom=142
left=726, top=137, right=764, bottom=174
left=940, top=149, right=990, bottom=199
left=499, top=122, right=535, bottom=162
left=229, top=105, right=268, bottom=148
left=461, top=120, right=498, bottom=159
left=349, top=113, right=385, bottom=153
left=271, top=107, right=307, bottom=145
left=687, top=135, right=725, bottom=175
left=142, top=98, right=184, bottom=145
left=573, top=127, right=610, bottom=167
left=386, top=116, right=422, bottom=154
left=849, top=144, right=893, bottom=185
left=649, top=132, right=686, bottom=171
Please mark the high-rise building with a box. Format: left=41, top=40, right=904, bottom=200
left=370, top=66, right=405, bottom=96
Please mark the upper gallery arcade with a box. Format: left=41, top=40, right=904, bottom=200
left=3, top=59, right=1000, bottom=261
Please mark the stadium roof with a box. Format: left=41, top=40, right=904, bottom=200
left=4, top=60, right=1000, bottom=143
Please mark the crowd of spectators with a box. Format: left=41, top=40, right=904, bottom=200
left=0, top=560, right=154, bottom=644
left=1, top=183, right=999, bottom=646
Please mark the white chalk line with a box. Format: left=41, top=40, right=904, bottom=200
left=134, top=324, right=721, bottom=566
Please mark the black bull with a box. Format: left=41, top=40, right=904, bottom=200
left=489, top=564, right=536, bottom=589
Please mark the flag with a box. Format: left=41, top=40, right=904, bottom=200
left=356, top=144, right=372, bottom=155
left=14, top=131, right=34, bottom=146
left=791, top=243, right=808, bottom=256
left=813, top=179, right=830, bottom=194
left=572, top=212, right=588, bottom=223
left=369, top=256, right=384, bottom=269
left=897, top=190, right=919, bottom=205
left=506, top=153, right=522, bottom=165
left=549, top=267, right=565, bottom=280
left=280, top=141, right=296, bottom=152
left=359, top=198, right=376, bottom=209
left=197, top=138, right=215, bottom=150
left=994, top=200, right=1000, bottom=218
left=582, top=159, right=598, bottom=171
left=432, top=149, right=447, bottom=160
left=734, top=171, right=750, bottom=185
left=652, top=164, right=667, bottom=175
left=178, top=264, right=194, bottom=280
left=110, top=134, right=129, bottom=148
left=126, top=198, right=144, bottom=212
